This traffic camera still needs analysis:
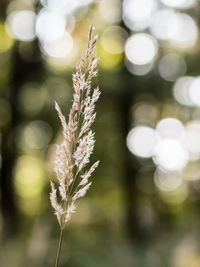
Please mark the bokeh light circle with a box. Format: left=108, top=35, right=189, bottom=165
left=173, top=76, right=194, bottom=106
left=6, top=10, right=36, bottom=41
left=153, top=139, right=188, bottom=171
left=127, top=126, right=159, bottom=158
left=154, top=168, right=183, bottom=192
left=123, top=0, right=157, bottom=31
left=125, top=33, right=158, bottom=65
left=100, top=26, right=128, bottom=55
left=42, top=32, right=73, bottom=58
left=184, top=121, right=200, bottom=161
left=188, top=77, right=200, bottom=107
left=158, top=53, right=186, bottom=82
left=150, top=9, right=178, bottom=40
left=156, top=118, right=185, bottom=140
left=170, top=13, right=198, bottom=49
left=36, top=9, right=66, bottom=42
left=160, top=0, right=196, bottom=9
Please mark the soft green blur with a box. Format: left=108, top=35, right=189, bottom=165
left=1, top=1, right=200, bottom=267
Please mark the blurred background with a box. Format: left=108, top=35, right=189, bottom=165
left=1, top=0, right=200, bottom=266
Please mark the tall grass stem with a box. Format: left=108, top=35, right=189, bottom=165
left=55, top=229, right=64, bottom=267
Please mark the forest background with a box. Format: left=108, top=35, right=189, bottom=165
left=1, top=0, right=200, bottom=266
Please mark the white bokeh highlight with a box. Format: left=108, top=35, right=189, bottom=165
left=184, top=121, right=200, bottom=161
left=42, top=32, right=73, bottom=58
left=40, top=0, right=93, bottom=15
left=170, top=13, right=198, bottom=49
left=188, top=77, right=200, bottom=107
left=125, top=33, right=158, bottom=65
left=160, top=0, right=196, bottom=9
left=150, top=9, right=178, bottom=40
left=127, top=126, right=159, bottom=158
left=36, top=9, right=66, bottom=43
left=158, top=53, right=186, bottom=82
left=123, top=0, right=157, bottom=31
left=173, top=76, right=194, bottom=106
left=154, top=168, right=183, bottom=191
left=156, top=118, right=185, bottom=140
left=150, top=10, right=198, bottom=49
left=99, top=0, right=121, bottom=23
left=153, top=139, right=189, bottom=171
left=125, top=60, right=153, bottom=76
left=6, top=11, right=36, bottom=41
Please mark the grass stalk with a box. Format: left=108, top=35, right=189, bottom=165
left=50, top=25, right=100, bottom=265
left=55, top=229, right=64, bottom=267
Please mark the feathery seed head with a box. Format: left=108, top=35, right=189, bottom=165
left=50, top=25, right=100, bottom=229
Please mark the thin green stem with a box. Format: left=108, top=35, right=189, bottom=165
left=55, top=228, right=64, bottom=267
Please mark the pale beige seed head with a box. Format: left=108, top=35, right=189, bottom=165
left=50, top=25, right=100, bottom=228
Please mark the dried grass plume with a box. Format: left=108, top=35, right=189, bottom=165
left=50, top=25, right=100, bottom=231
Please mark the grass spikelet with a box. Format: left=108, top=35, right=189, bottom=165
left=50, top=25, right=100, bottom=267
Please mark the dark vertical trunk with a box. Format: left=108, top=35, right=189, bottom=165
left=0, top=38, right=44, bottom=238
left=118, top=70, right=151, bottom=243
left=0, top=0, right=16, bottom=238
left=120, top=91, right=142, bottom=242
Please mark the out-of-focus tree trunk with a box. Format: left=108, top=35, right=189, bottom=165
left=120, top=92, right=141, bottom=242
left=0, top=12, right=44, bottom=237
left=0, top=0, right=16, bottom=239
